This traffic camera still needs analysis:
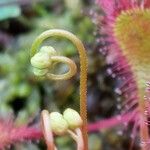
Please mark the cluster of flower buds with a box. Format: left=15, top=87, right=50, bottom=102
left=50, top=108, right=83, bottom=135
left=41, top=108, right=84, bottom=150
left=30, top=45, right=77, bottom=80
left=31, top=46, right=57, bottom=76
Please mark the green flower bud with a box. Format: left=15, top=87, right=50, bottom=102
left=50, top=112, right=68, bottom=135
left=63, top=108, right=83, bottom=130
left=31, top=52, right=51, bottom=69
left=40, top=46, right=57, bottom=56
left=33, top=68, right=49, bottom=76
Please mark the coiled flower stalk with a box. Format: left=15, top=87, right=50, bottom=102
left=30, top=29, right=88, bottom=150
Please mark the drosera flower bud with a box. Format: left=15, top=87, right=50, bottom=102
left=50, top=112, right=68, bottom=135
left=40, top=46, right=57, bottom=56
left=63, top=108, right=83, bottom=130
left=33, top=67, right=49, bottom=76
left=31, top=52, right=51, bottom=69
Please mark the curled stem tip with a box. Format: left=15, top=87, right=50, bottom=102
left=31, top=29, right=88, bottom=150
left=47, top=55, right=77, bottom=80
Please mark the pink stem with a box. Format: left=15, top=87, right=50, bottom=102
left=68, top=128, right=84, bottom=150
left=41, top=110, right=55, bottom=150
left=75, top=128, right=84, bottom=150
left=88, top=111, right=137, bottom=132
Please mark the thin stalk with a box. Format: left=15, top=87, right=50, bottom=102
left=139, top=97, right=149, bottom=150
left=41, top=110, right=55, bottom=150
left=75, top=128, right=84, bottom=150
left=67, top=128, right=84, bottom=150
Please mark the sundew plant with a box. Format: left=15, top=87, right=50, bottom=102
left=1, top=0, right=150, bottom=150
left=89, top=0, right=150, bottom=150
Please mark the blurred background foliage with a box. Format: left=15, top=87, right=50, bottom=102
left=0, top=0, right=135, bottom=150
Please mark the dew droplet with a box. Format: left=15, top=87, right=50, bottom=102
left=107, top=68, right=112, bottom=75
left=130, top=133, right=134, bottom=139
left=115, top=88, right=122, bottom=95
left=144, top=110, right=148, bottom=116
left=140, top=141, right=146, bottom=148
left=117, top=97, right=121, bottom=102
left=117, top=130, right=123, bottom=135
left=144, top=96, right=147, bottom=100
left=112, top=73, right=116, bottom=78
left=117, top=104, right=121, bottom=110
